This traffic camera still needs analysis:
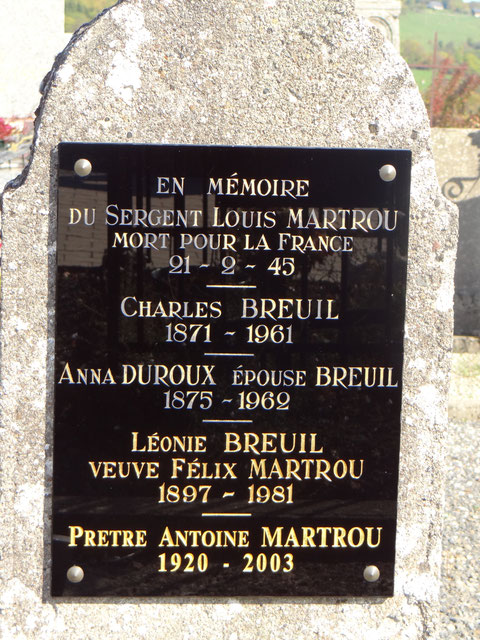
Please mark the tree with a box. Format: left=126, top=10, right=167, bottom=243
left=426, top=57, right=480, bottom=126
left=443, top=0, right=470, bottom=12
left=401, top=39, right=431, bottom=66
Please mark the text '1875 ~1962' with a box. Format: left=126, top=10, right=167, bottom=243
left=52, top=144, right=411, bottom=597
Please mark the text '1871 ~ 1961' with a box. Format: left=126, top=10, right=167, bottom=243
left=52, top=144, right=411, bottom=597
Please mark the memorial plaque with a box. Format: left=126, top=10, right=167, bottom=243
left=52, top=143, right=410, bottom=597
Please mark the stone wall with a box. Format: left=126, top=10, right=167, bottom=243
left=356, top=0, right=401, bottom=50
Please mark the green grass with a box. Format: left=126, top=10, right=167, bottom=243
left=65, top=0, right=117, bottom=32
left=400, top=9, right=480, bottom=50
left=401, top=7, right=480, bottom=112
left=412, top=68, right=433, bottom=90
left=452, top=353, right=480, bottom=378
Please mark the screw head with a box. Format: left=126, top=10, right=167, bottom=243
left=66, top=565, right=84, bottom=583
left=379, top=164, right=396, bottom=182
left=74, top=158, right=92, bottom=177
left=363, top=565, right=380, bottom=582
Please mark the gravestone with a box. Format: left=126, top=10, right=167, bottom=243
left=431, top=128, right=480, bottom=337
left=0, top=0, right=456, bottom=637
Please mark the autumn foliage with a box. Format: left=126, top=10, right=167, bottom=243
left=0, top=118, right=13, bottom=141
left=425, top=57, right=480, bottom=127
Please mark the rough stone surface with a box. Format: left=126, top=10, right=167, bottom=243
left=355, top=0, right=401, bottom=50
left=0, top=0, right=457, bottom=637
left=439, top=418, right=480, bottom=639
left=443, top=363, right=480, bottom=640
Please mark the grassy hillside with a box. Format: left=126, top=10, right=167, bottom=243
left=401, top=8, right=480, bottom=48
left=401, top=8, right=480, bottom=85
left=400, top=8, right=480, bottom=49
left=400, top=9, right=480, bottom=57
left=65, top=0, right=117, bottom=32
left=400, top=7, right=480, bottom=125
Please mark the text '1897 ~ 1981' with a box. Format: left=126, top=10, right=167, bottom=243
left=52, top=144, right=411, bottom=597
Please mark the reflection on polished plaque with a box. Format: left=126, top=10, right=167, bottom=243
left=52, top=143, right=411, bottom=597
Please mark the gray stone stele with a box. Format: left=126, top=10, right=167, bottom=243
left=0, top=0, right=457, bottom=638
left=431, top=128, right=480, bottom=337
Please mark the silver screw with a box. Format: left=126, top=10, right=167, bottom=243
left=363, top=565, right=380, bottom=582
left=379, top=164, right=396, bottom=182
left=66, top=565, right=84, bottom=583
left=74, top=158, right=92, bottom=177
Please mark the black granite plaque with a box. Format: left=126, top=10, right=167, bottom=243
left=52, top=143, right=410, bottom=597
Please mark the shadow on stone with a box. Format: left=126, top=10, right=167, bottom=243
left=454, top=195, right=480, bottom=336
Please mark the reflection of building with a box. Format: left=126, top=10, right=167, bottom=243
left=355, top=0, right=401, bottom=51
